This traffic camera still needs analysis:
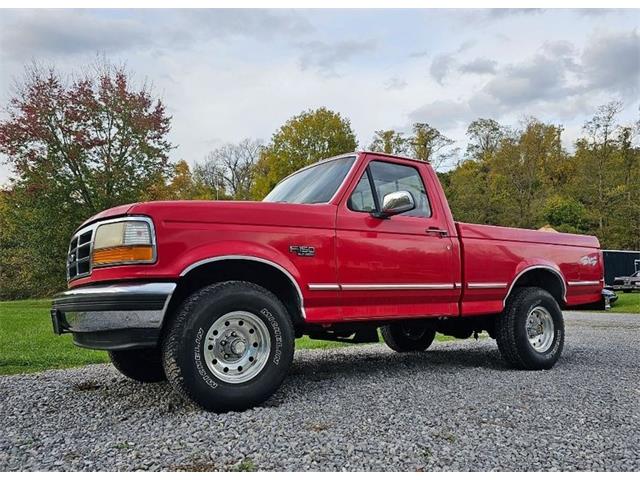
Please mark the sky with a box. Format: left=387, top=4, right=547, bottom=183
left=0, top=8, right=639, bottom=183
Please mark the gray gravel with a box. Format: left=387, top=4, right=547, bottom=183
left=1, top=311, right=639, bottom=471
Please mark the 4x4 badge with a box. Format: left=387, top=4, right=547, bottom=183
left=289, top=245, right=315, bottom=257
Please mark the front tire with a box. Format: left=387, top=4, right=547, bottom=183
left=109, top=348, right=166, bottom=382
left=162, top=281, right=295, bottom=412
left=496, top=287, right=564, bottom=370
left=380, top=322, right=436, bottom=352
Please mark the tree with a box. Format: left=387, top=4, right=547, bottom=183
left=442, top=159, right=495, bottom=225
left=542, top=195, right=590, bottom=234
left=572, top=101, right=624, bottom=244
left=368, top=129, right=408, bottom=154
left=407, top=122, right=455, bottom=169
left=0, top=60, right=174, bottom=298
left=608, top=124, right=640, bottom=250
left=192, top=160, right=227, bottom=200
left=195, top=139, right=262, bottom=200
left=251, top=108, right=357, bottom=199
left=465, top=118, right=505, bottom=160
left=0, top=61, right=173, bottom=214
left=145, top=160, right=210, bottom=200
left=488, top=118, right=565, bottom=228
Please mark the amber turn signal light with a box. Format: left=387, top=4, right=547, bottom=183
left=92, top=245, right=154, bottom=266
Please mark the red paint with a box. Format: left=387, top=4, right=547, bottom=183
left=69, top=152, right=604, bottom=323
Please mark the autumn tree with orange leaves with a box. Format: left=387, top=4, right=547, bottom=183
left=0, top=61, right=174, bottom=298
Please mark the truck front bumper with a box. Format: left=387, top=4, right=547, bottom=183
left=51, top=282, right=176, bottom=350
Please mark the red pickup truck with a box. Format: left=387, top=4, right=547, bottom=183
left=52, top=152, right=603, bottom=411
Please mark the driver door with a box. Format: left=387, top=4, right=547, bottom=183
left=335, top=156, right=459, bottom=320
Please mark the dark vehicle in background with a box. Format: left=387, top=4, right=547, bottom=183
left=612, top=271, right=640, bottom=293
left=602, top=250, right=640, bottom=286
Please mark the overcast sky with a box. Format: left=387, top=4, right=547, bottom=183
left=1, top=8, right=639, bottom=183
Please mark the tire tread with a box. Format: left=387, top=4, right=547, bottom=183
left=496, top=286, right=563, bottom=370
left=161, top=281, right=294, bottom=411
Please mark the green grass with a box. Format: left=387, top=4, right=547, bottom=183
left=0, top=298, right=458, bottom=376
left=609, top=292, right=640, bottom=314
left=0, top=299, right=109, bottom=375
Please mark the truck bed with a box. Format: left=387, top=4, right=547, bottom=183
left=457, top=222, right=600, bottom=249
left=457, top=222, right=603, bottom=316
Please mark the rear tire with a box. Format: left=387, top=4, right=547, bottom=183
left=162, top=281, right=295, bottom=412
left=496, top=287, right=564, bottom=370
left=109, top=348, right=166, bottom=382
left=381, top=322, right=436, bottom=352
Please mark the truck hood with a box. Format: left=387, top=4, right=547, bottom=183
left=77, top=203, right=138, bottom=231
left=129, top=200, right=335, bottom=230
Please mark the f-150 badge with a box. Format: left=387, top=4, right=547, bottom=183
left=289, top=245, right=315, bottom=257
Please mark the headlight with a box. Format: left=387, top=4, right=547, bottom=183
left=92, top=219, right=155, bottom=267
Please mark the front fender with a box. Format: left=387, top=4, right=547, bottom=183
left=177, top=240, right=304, bottom=289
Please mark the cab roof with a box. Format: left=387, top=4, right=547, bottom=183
left=355, top=150, right=429, bottom=164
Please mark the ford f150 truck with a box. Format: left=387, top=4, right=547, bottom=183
left=52, top=152, right=604, bottom=411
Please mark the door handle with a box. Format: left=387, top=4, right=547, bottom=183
left=425, top=227, right=449, bottom=237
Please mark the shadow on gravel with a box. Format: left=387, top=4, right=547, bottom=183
left=71, top=380, right=103, bottom=391
left=289, top=342, right=508, bottom=379
left=78, top=341, right=588, bottom=412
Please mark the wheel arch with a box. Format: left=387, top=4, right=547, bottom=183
left=163, top=256, right=305, bottom=334
left=504, top=265, right=567, bottom=308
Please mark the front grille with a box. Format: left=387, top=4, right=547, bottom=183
left=67, top=227, right=94, bottom=281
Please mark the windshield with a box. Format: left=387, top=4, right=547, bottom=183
left=263, top=156, right=356, bottom=204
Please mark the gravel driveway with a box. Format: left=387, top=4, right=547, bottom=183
left=1, top=311, right=639, bottom=471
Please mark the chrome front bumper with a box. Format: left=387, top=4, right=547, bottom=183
left=51, top=282, right=176, bottom=350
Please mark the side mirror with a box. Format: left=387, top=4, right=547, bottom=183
left=373, top=190, right=415, bottom=218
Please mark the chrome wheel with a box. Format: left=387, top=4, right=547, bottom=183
left=526, top=306, right=555, bottom=353
left=203, top=311, right=271, bottom=384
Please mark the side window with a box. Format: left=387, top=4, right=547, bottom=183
left=347, top=170, right=376, bottom=213
left=369, top=161, right=431, bottom=218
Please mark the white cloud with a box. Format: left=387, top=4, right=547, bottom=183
left=459, top=58, right=498, bottom=75
left=409, top=100, right=470, bottom=130
left=1, top=8, right=639, bottom=184
left=430, top=54, right=455, bottom=85
left=582, top=30, right=640, bottom=96
left=296, top=39, right=376, bottom=76
left=384, top=77, right=408, bottom=90
left=413, top=28, right=640, bottom=134
left=0, top=10, right=150, bottom=60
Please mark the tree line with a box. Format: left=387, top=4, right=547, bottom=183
left=1, top=62, right=638, bottom=299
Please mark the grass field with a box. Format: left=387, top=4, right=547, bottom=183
left=0, top=299, right=359, bottom=375
left=607, top=291, right=640, bottom=313
left=1, top=294, right=637, bottom=376
left=0, top=299, right=109, bottom=375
